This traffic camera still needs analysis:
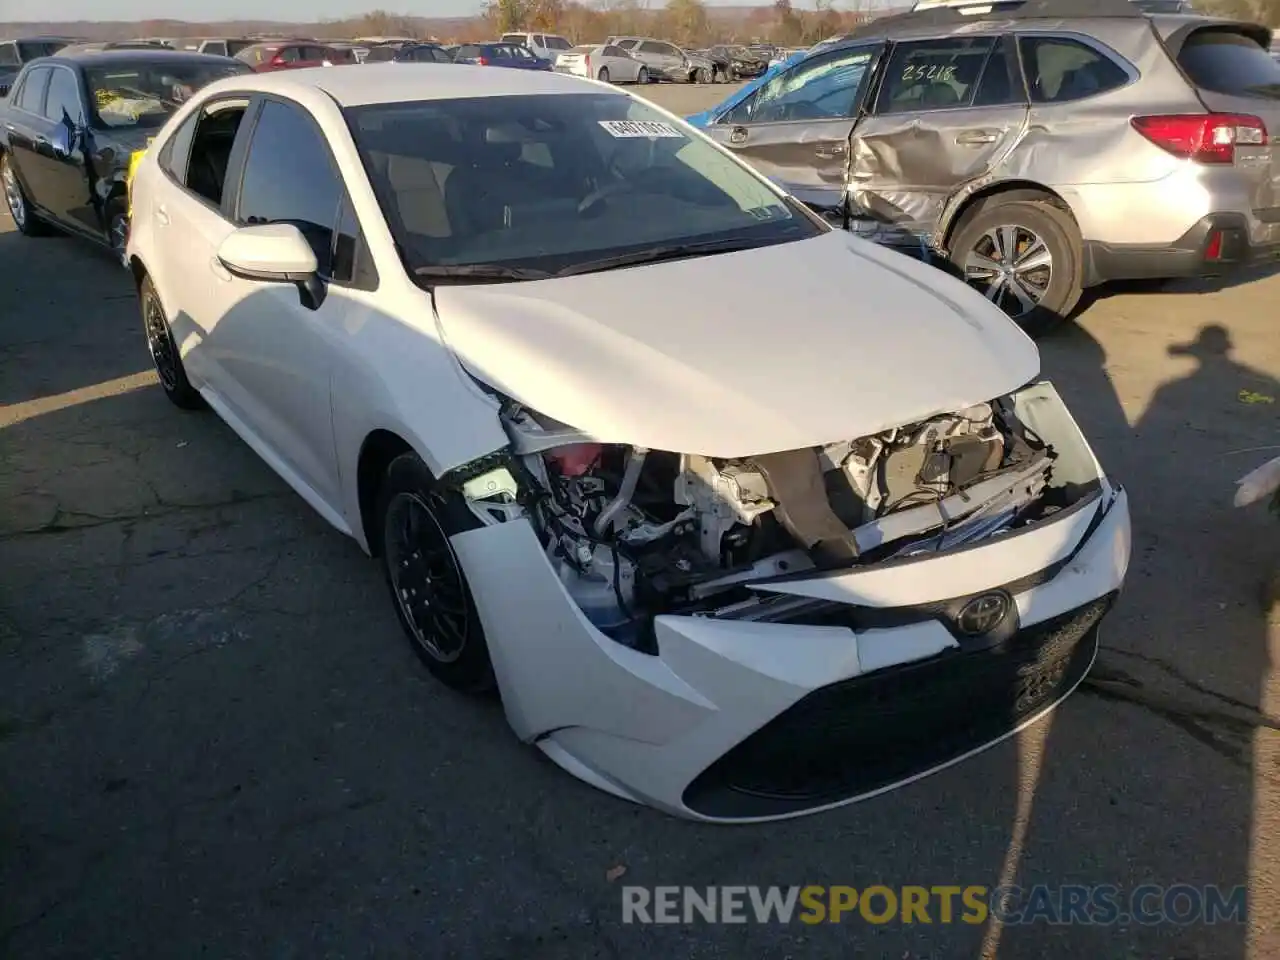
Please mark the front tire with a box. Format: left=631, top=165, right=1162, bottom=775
left=636, top=66, right=649, bottom=84
left=597, top=66, right=610, bottom=83
left=377, top=452, right=495, bottom=694
left=108, top=202, right=129, bottom=268
left=139, top=275, right=204, bottom=410
left=948, top=198, right=1082, bottom=339
left=695, top=66, right=712, bottom=84
left=2, top=153, right=51, bottom=237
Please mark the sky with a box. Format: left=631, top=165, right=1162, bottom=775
left=0, top=0, right=833, bottom=22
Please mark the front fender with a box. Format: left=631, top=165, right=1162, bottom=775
left=330, top=286, right=510, bottom=550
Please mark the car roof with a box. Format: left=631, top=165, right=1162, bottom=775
left=208, top=61, right=620, bottom=106
left=41, top=47, right=242, bottom=68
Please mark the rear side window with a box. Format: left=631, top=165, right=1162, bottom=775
left=14, top=66, right=50, bottom=112
left=972, top=35, right=1025, bottom=106
left=616, top=39, right=638, bottom=50
left=365, top=46, right=396, bottom=62
left=0, top=43, right=18, bottom=68
left=877, top=37, right=996, bottom=113
left=1177, top=28, right=1280, bottom=99
left=546, top=36, right=571, bottom=51
left=1018, top=36, right=1129, bottom=103
left=236, top=99, right=342, bottom=276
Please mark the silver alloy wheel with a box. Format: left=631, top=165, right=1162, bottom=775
left=962, top=224, right=1053, bottom=318
left=2, top=159, right=26, bottom=229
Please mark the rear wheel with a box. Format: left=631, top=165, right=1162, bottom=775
left=948, top=198, right=1082, bottom=339
left=636, top=66, right=649, bottom=84
left=2, top=153, right=51, bottom=237
left=597, top=66, right=610, bottom=83
left=695, top=66, right=712, bottom=84
left=377, top=452, right=495, bottom=694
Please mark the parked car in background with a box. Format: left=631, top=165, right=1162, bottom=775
left=362, top=41, right=411, bottom=62
left=500, top=31, right=573, bottom=63
left=703, top=44, right=770, bottom=80
left=687, top=0, right=1280, bottom=336
left=326, top=41, right=370, bottom=63
left=0, top=47, right=249, bottom=260
left=451, top=42, right=552, bottom=70
left=607, top=37, right=715, bottom=82
left=124, top=62, right=1129, bottom=824
left=176, top=37, right=257, bottom=58
left=553, top=43, right=648, bottom=83
left=0, top=36, right=78, bottom=97
left=388, top=42, right=455, bottom=64
left=236, top=41, right=356, bottom=71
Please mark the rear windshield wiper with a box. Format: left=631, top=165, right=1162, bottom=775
left=414, top=264, right=552, bottom=283
left=553, top=237, right=773, bottom=278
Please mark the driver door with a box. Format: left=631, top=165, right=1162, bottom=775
left=701, top=42, right=884, bottom=221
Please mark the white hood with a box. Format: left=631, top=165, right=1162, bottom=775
left=433, top=231, right=1040, bottom=457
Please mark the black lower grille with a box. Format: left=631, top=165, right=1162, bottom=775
left=683, top=593, right=1116, bottom=820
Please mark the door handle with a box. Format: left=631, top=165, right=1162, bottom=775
left=210, top=257, right=232, bottom=281
left=155, top=205, right=170, bottom=226
left=955, top=130, right=999, bottom=146
left=815, top=143, right=846, bottom=160
left=729, top=125, right=748, bottom=145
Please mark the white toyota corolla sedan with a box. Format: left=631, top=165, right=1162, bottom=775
left=126, top=64, right=1131, bottom=822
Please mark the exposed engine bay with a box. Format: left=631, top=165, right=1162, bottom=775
left=461, top=394, right=1088, bottom=645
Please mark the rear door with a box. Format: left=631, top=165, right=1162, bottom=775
left=847, top=34, right=1029, bottom=240
left=4, top=66, right=52, bottom=215
left=700, top=43, right=883, bottom=221
left=1168, top=23, right=1280, bottom=250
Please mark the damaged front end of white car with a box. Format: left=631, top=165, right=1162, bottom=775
left=442, top=378, right=1130, bottom=822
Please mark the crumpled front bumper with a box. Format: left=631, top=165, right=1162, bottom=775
left=451, top=462, right=1130, bottom=822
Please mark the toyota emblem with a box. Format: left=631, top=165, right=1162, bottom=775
left=956, top=591, right=1011, bottom=637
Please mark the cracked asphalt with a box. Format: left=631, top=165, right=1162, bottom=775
left=2, top=82, right=1280, bottom=959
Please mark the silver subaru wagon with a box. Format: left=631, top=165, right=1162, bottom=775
left=693, top=0, right=1280, bottom=335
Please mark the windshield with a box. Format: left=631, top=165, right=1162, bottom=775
left=346, top=93, right=819, bottom=282
left=87, top=61, right=249, bottom=128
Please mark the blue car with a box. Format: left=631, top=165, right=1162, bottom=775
left=452, top=41, right=552, bottom=71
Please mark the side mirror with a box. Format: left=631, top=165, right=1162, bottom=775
left=217, top=223, right=326, bottom=309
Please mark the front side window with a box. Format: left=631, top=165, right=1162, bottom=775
left=876, top=37, right=996, bottom=113
left=725, top=46, right=875, bottom=124
left=638, top=41, right=664, bottom=55
left=365, top=46, right=396, bottom=62
left=616, top=39, right=638, bottom=50
left=43, top=67, right=84, bottom=124
left=86, top=60, right=249, bottom=129
left=1017, top=36, right=1129, bottom=104
left=1177, top=28, right=1280, bottom=99
left=346, top=92, right=818, bottom=283
left=236, top=99, right=342, bottom=275
left=14, top=66, right=50, bottom=113
left=0, top=43, right=19, bottom=68
left=546, top=36, right=571, bottom=51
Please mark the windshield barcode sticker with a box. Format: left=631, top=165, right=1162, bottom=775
left=599, top=120, right=684, bottom=138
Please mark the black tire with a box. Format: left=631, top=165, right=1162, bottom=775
left=636, top=66, right=649, bottom=84
left=948, top=198, right=1083, bottom=339
left=139, top=275, right=204, bottom=410
left=597, top=66, right=610, bottom=83
left=2, top=152, right=52, bottom=237
left=376, top=452, right=495, bottom=694
left=695, top=66, right=712, bottom=84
